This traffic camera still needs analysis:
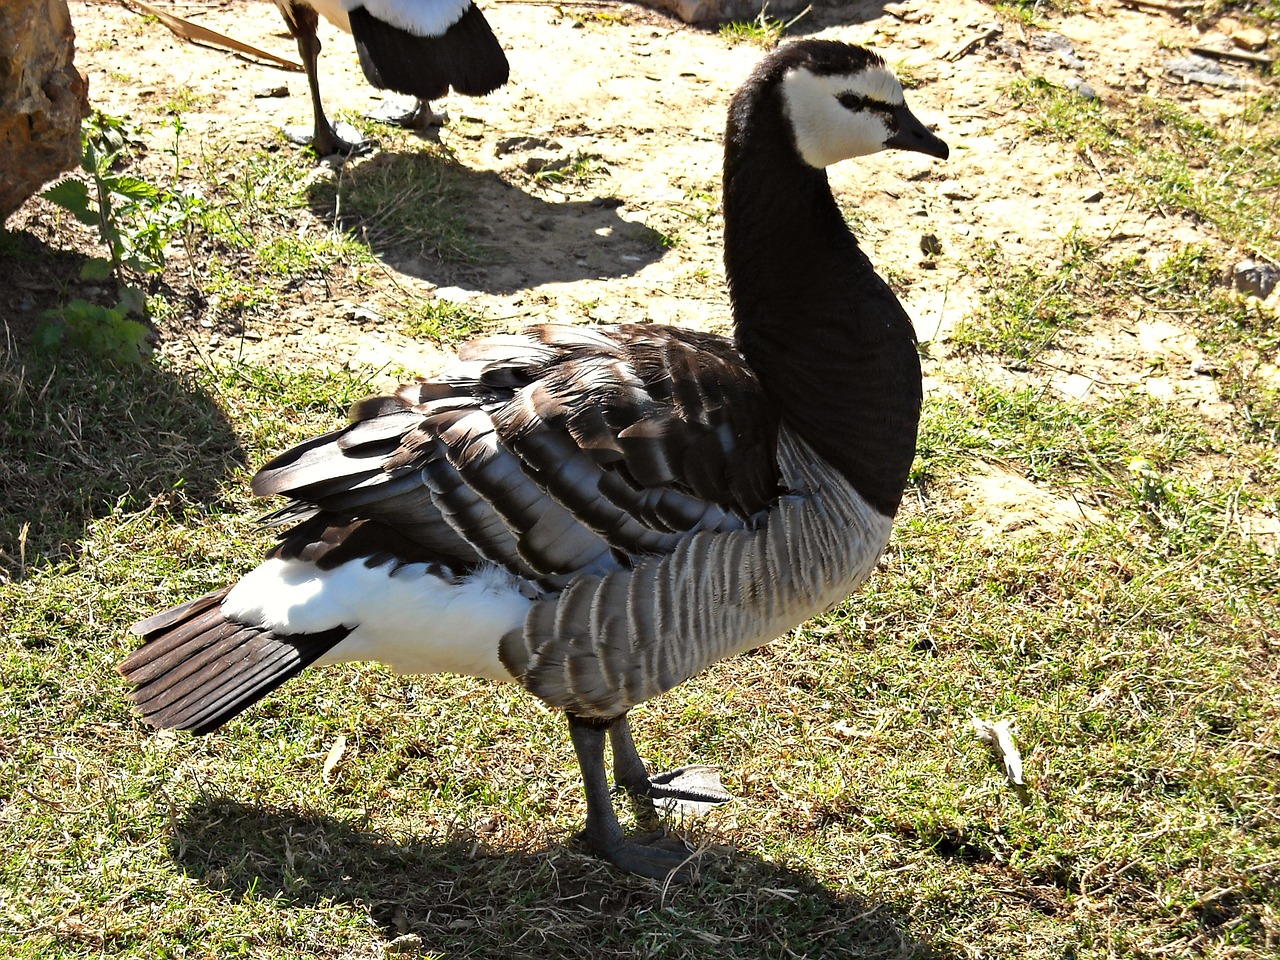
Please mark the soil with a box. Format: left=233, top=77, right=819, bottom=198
left=6, top=0, right=1277, bottom=542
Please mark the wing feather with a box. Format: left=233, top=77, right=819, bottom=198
left=247, top=324, right=781, bottom=586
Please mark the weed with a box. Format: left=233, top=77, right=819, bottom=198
left=399, top=298, right=487, bottom=344
left=311, top=148, right=486, bottom=263
left=38, top=113, right=204, bottom=361
left=1011, top=79, right=1280, bottom=258
left=530, top=151, right=608, bottom=189
left=953, top=237, right=1091, bottom=360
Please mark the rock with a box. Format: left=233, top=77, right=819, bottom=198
left=1030, top=33, right=1075, bottom=55
left=496, top=135, right=560, bottom=156
left=920, top=234, right=942, bottom=256
left=0, top=0, right=89, bottom=222
left=1063, top=75, right=1098, bottom=99
left=1230, top=26, right=1269, bottom=53
left=252, top=81, right=289, bottom=99
left=1233, top=259, right=1280, bottom=299
left=641, top=0, right=810, bottom=23
left=1165, top=56, right=1248, bottom=90
left=1083, top=189, right=1104, bottom=203
left=939, top=180, right=974, bottom=200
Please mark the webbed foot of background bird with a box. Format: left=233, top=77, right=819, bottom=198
left=366, top=97, right=443, bottom=131
left=282, top=122, right=375, bottom=159
left=645, top=764, right=734, bottom=810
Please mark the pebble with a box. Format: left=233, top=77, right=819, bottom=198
left=939, top=180, right=973, bottom=200
left=1233, top=260, right=1280, bottom=299
left=496, top=135, right=560, bottom=156
left=920, top=234, right=943, bottom=256
left=1165, top=56, right=1248, bottom=90
left=1063, top=75, right=1098, bottom=99
left=252, top=82, right=288, bottom=99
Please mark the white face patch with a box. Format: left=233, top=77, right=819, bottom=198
left=781, top=65, right=905, bottom=169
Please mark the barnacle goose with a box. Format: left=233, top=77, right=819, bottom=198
left=120, top=40, right=947, bottom=879
left=273, top=0, right=509, bottom=156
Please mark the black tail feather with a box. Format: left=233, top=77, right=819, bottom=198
left=120, top=588, right=350, bottom=735
left=349, top=2, right=509, bottom=101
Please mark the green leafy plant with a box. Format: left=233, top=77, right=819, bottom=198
left=38, top=113, right=203, bottom=361
left=32, top=298, right=150, bottom=366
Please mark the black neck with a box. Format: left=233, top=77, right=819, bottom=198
left=723, top=80, right=921, bottom=517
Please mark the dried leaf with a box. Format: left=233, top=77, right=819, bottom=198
left=322, top=734, right=347, bottom=784
left=969, top=712, right=1025, bottom=786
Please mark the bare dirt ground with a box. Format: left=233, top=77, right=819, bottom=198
left=13, top=0, right=1279, bottom=536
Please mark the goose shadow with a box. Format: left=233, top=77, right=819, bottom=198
left=172, top=796, right=941, bottom=959
left=306, top=150, right=666, bottom=295
left=0, top=230, right=244, bottom=582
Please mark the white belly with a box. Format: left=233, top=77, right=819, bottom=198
left=223, top=556, right=531, bottom=680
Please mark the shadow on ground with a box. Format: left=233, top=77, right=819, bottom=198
left=173, top=796, right=939, bottom=960
left=0, top=230, right=243, bottom=580
left=307, top=150, right=666, bottom=296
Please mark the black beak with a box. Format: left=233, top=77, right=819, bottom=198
left=885, top=104, right=949, bottom=160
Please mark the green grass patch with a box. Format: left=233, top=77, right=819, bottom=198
left=1, top=348, right=1277, bottom=957
left=398, top=297, right=489, bottom=345
left=1011, top=78, right=1280, bottom=258
left=309, top=146, right=489, bottom=263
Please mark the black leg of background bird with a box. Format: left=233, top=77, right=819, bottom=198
left=284, top=4, right=367, bottom=157
left=567, top=713, right=697, bottom=881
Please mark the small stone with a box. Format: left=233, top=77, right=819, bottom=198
left=1165, top=56, right=1248, bottom=90
left=496, top=135, right=559, bottom=156
left=1031, top=33, right=1076, bottom=56
left=385, top=934, right=423, bottom=955
left=1231, top=26, right=1269, bottom=53
left=991, top=40, right=1022, bottom=60
left=939, top=180, right=973, bottom=200
left=1063, top=75, right=1098, bottom=99
left=920, top=234, right=943, bottom=256
left=1083, top=189, right=1104, bottom=203
left=1233, top=259, right=1280, bottom=299
left=252, top=82, right=288, bottom=99
left=1190, top=358, right=1217, bottom=376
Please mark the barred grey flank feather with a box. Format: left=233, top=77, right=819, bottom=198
left=499, top=427, right=894, bottom=716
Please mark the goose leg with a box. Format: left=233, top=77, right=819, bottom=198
left=567, top=713, right=696, bottom=881
left=281, top=3, right=369, bottom=157
left=609, top=715, right=734, bottom=809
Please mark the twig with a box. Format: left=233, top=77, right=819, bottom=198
left=945, top=26, right=1001, bottom=62
left=117, top=0, right=304, bottom=72
left=1083, top=144, right=1107, bottom=183
left=1189, top=45, right=1275, bottom=68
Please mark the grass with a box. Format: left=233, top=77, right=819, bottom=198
left=1, top=344, right=1276, bottom=957
left=1011, top=78, right=1280, bottom=259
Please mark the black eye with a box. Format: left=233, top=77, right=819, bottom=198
left=837, top=92, right=871, bottom=111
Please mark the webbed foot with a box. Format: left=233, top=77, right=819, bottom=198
left=367, top=97, right=443, bottom=131
left=576, top=824, right=701, bottom=882
left=283, top=121, right=375, bottom=159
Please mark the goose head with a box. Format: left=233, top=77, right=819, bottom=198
left=772, top=41, right=948, bottom=169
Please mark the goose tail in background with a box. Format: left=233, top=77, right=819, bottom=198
left=349, top=2, right=510, bottom=101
